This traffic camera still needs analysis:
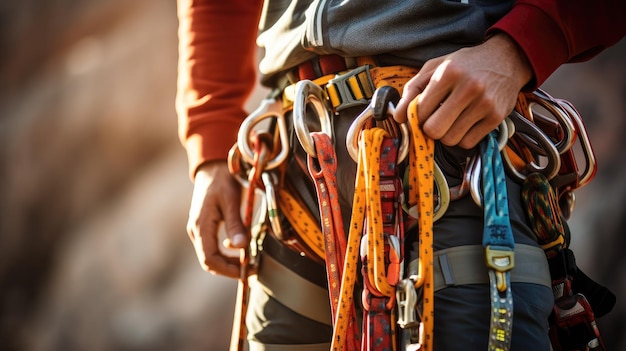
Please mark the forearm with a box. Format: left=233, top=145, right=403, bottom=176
left=489, top=0, right=626, bottom=89
left=176, top=0, right=263, bottom=179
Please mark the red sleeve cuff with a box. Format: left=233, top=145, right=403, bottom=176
left=183, top=118, right=244, bottom=179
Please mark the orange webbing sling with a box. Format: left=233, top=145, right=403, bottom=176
left=404, top=97, right=436, bottom=351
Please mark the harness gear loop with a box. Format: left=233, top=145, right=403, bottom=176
left=479, top=130, right=515, bottom=351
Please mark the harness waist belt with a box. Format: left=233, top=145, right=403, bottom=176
left=248, top=340, right=331, bottom=351
left=258, top=243, right=550, bottom=326
left=282, top=62, right=419, bottom=112
left=257, top=254, right=333, bottom=326
left=431, top=244, right=551, bottom=291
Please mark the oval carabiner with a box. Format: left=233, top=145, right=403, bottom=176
left=346, top=86, right=409, bottom=163
left=469, top=153, right=483, bottom=208
left=292, top=80, right=334, bottom=158
left=402, top=162, right=449, bottom=222
left=524, top=89, right=576, bottom=154
left=557, top=98, right=597, bottom=188
left=227, top=143, right=250, bottom=188
left=237, top=98, right=290, bottom=170
left=503, top=111, right=561, bottom=182
left=468, top=121, right=516, bottom=208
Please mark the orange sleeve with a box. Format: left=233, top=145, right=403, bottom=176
left=176, top=0, right=264, bottom=179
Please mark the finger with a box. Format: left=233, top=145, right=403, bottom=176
left=394, top=55, right=447, bottom=124
left=415, top=60, right=461, bottom=125
left=187, top=200, right=241, bottom=278
left=456, top=109, right=504, bottom=149
left=192, top=226, right=241, bottom=278
left=420, top=81, right=473, bottom=141
left=220, top=179, right=248, bottom=249
left=394, top=73, right=426, bottom=123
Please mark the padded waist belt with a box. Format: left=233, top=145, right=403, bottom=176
left=248, top=340, right=331, bottom=351
left=432, top=244, right=551, bottom=291
left=257, top=243, right=550, bottom=328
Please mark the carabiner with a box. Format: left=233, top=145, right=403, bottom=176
left=402, top=162, right=450, bottom=222
left=523, top=89, right=576, bottom=154
left=227, top=143, right=250, bottom=188
left=468, top=120, right=512, bottom=207
left=237, top=98, right=290, bottom=170
left=502, top=111, right=561, bottom=182
left=557, top=98, right=597, bottom=189
left=346, top=87, right=410, bottom=163
left=292, top=80, right=334, bottom=158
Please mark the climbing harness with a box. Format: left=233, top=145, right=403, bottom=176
left=225, top=56, right=614, bottom=350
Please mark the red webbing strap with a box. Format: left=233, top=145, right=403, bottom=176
left=308, top=132, right=360, bottom=351
left=360, top=132, right=403, bottom=351
left=230, top=133, right=271, bottom=351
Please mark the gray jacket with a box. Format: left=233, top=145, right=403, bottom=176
left=258, top=0, right=514, bottom=84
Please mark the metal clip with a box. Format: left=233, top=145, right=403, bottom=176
left=346, top=87, right=410, bottom=163
left=261, top=172, right=283, bottom=240
left=502, top=111, right=562, bottom=182
left=237, top=98, right=290, bottom=170
left=293, top=80, right=334, bottom=158
left=402, top=162, right=450, bottom=222
left=485, top=245, right=515, bottom=292
left=396, top=278, right=419, bottom=329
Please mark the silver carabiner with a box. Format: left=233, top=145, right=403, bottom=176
left=502, top=111, right=561, bottom=182
left=347, top=86, right=410, bottom=163
left=523, top=89, right=576, bottom=154
left=346, top=103, right=410, bottom=163
left=468, top=120, right=513, bottom=207
left=261, top=172, right=283, bottom=239
left=292, top=80, right=334, bottom=158
left=237, top=98, right=290, bottom=170
left=402, top=162, right=450, bottom=222
left=557, top=98, right=597, bottom=188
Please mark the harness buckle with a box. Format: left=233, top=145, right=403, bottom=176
left=326, top=65, right=375, bottom=111
left=396, top=278, right=419, bottom=329
left=485, top=245, right=515, bottom=292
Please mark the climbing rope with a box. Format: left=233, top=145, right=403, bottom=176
left=403, top=97, right=435, bottom=351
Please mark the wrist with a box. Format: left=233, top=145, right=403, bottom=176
left=486, top=32, right=534, bottom=90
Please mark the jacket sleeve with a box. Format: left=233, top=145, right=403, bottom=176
left=488, top=0, right=626, bottom=90
left=176, top=0, right=264, bottom=179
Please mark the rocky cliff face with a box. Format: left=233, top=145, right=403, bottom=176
left=0, top=1, right=624, bottom=350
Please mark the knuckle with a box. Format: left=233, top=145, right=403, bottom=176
left=422, top=122, right=445, bottom=140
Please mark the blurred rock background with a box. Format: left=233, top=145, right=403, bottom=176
left=0, top=1, right=623, bottom=350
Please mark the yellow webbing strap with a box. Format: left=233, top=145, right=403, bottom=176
left=276, top=188, right=326, bottom=260
left=363, top=128, right=396, bottom=297
left=407, top=97, right=435, bottom=351
left=332, top=127, right=394, bottom=351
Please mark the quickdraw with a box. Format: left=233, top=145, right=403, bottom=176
left=479, top=131, right=515, bottom=351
